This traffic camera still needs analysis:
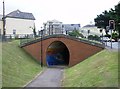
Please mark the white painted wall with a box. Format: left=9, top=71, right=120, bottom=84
left=5, top=18, right=34, bottom=36
left=80, top=27, right=106, bottom=37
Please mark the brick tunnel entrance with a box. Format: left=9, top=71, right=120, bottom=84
left=46, top=41, right=69, bottom=66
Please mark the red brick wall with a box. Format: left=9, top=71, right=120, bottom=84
left=23, top=37, right=104, bottom=67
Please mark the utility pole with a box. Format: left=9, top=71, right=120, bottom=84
left=2, top=0, right=6, bottom=40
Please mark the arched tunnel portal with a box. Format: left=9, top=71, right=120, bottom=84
left=46, top=41, right=69, bottom=66
left=21, top=35, right=104, bottom=67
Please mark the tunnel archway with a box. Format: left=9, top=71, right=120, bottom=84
left=46, top=41, right=69, bottom=66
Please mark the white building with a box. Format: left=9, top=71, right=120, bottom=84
left=80, top=24, right=106, bottom=37
left=2, top=10, right=35, bottom=38
left=43, top=20, right=81, bottom=35
left=43, top=20, right=63, bottom=36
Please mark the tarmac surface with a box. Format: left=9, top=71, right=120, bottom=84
left=25, top=67, right=64, bottom=87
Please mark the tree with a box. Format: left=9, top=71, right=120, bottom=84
left=94, top=2, right=120, bottom=38
left=94, top=11, right=110, bottom=28
left=94, top=10, right=111, bottom=34
left=30, top=23, right=37, bottom=37
left=115, top=3, right=120, bottom=38
left=112, top=32, right=119, bottom=41
left=88, top=35, right=100, bottom=41
left=68, top=30, right=84, bottom=38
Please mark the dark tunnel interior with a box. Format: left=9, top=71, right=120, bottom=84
left=46, top=41, right=69, bottom=66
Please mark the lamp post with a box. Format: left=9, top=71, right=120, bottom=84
left=40, top=27, right=43, bottom=67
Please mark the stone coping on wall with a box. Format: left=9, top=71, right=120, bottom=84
left=20, top=34, right=105, bottom=49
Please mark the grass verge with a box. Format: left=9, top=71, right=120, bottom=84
left=62, top=49, right=118, bottom=87
left=2, top=40, right=42, bottom=87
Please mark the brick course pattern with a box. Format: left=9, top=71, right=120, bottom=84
left=21, top=35, right=104, bottom=67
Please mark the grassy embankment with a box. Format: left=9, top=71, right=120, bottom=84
left=2, top=40, right=42, bottom=87
left=63, top=49, right=118, bottom=87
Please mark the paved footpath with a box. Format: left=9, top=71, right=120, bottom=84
left=25, top=68, right=64, bottom=87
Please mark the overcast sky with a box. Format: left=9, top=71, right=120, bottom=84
left=0, top=0, right=119, bottom=30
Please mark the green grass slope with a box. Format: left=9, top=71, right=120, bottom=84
left=63, top=49, right=118, bottom=87
left=2, top=40, right=42, bottom=87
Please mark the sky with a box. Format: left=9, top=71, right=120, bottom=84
left=0, top=0, right=119, bottom=30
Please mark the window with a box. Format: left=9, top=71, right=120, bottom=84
left=13, top=29, right=16, bottom=34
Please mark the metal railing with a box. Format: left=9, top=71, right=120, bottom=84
left=0, top=35, right=12, bottom=42
left=19, top=34, right=104, bottom=48
left=20, top=37, right=41, bottom=46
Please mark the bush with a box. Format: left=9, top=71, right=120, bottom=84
left=68, top=30, right=84, bottom=38
left=88, top=35, right=100, bottom=41
left=112, top=32, right=119, bottom=41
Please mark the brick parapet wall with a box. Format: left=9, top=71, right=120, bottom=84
left=22, top=35, right=104, bottom=67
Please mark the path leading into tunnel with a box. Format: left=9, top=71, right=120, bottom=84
left=25, top=67, right=64, bottom=87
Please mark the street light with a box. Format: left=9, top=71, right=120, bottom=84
left=40, top=27, right=43, bottom=67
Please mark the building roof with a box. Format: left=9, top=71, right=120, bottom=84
left=6, top=10, right=35, bottom=20
left=83, top=24, right=96, bottom=28
left=47, top=19, right=62, bottom=24
left=63, top=24, right=80, bottom=31
left=64, top=24, right=80, bottom=27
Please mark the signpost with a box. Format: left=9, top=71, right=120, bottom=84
left=109, top=20, right=115, bottom=49
left=105, top=26, right=110, bottom=46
